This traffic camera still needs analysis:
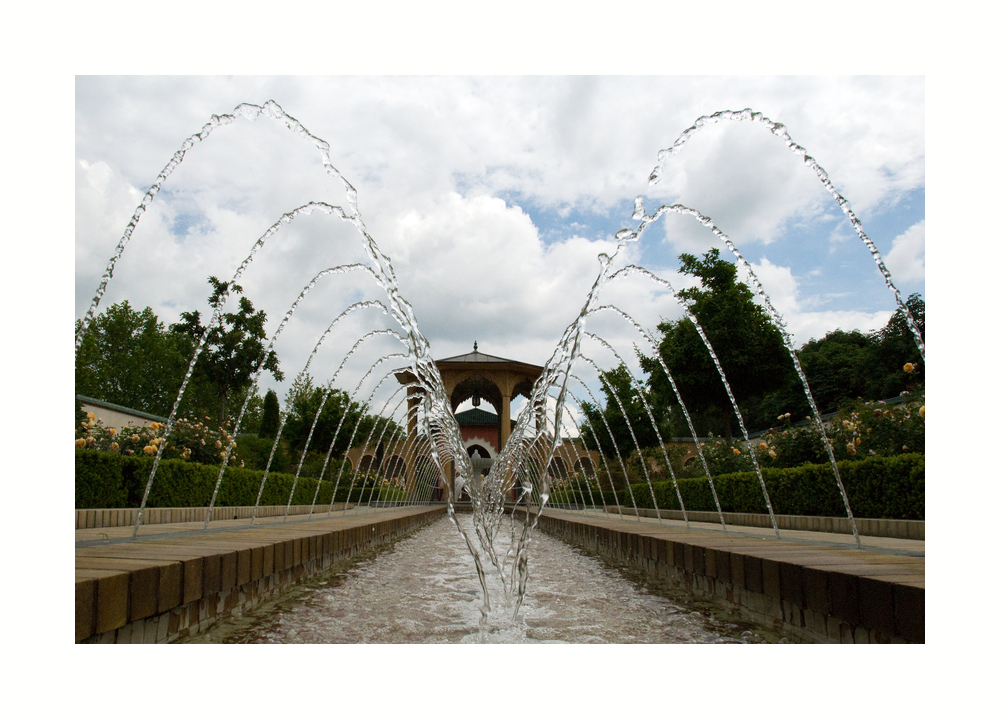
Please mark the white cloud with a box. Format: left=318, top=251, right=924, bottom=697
left=743, top=257, right=894, bottom=346
left=74, top=76, right=924, bottom=426
left=884, top=220, right=925, bottom=282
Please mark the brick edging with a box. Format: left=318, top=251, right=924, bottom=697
left=76, top=506, right=446, bottom=643
left=532, top=510, right=924, bottom=643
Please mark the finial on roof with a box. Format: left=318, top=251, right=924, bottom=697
left=474, top=341, right=478, bottom=352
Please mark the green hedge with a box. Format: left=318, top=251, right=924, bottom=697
left=551, top=454, right=923, bottom=520
left=75, top=449, right=405, bottom=509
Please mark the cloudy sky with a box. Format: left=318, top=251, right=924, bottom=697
left=75, top=76, right=924, bottom=424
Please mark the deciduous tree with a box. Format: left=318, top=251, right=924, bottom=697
left=75, top=300, right=191, bottom=416
left=639, top=249, right=793, bottom=442
left=170, top=277, right=284, bottom=428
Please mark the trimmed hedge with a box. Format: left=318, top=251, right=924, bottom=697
left=550, top=454, right=924, bottom=520
left=75, top=449, right=405, bottom=509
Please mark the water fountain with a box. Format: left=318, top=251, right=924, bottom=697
left=76, top=99, right=924, bottom=640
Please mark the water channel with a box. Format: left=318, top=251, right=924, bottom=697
left=181, top=516, right=790, bottom=644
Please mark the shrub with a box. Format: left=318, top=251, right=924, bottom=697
left=74, top=413, right=242, bottom=466
left=233, top=434, right=291, bottom=473
left=607, top=454, right=924, bottom=520
left=75, top=449, right=395, bottom=509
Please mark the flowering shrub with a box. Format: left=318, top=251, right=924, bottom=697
left=826, top=398, right=925, bottom=459
left=722, top=397, right=925, bottom=470
left=74, top=413, right=242, bottom=466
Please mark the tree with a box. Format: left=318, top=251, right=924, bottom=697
left=865, top=293, right=925, bottom=399
left=755, top=329, right=877, bottom=422
left=170, top=276, right=284, bottom=428
left=75, top=300, right=191, bottom=416
left=282, top=374, right=401, bottom=458
left=639, top=249, right=794, bottom=442
left=753, top=293, right=925, bottom=426
left=259, top=389, right=281, bottom=438
left=578, top=364, right=662, bottom=460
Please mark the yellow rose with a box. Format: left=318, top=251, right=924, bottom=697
left=903, top=363, right=915, bottom=373
left=732, top=448, right=740, bottom=456
left=143, top=445, right=156, bottom=455
left=919, top=406, right=925, bottom=419
left=75, top=438, right=86, bottom=448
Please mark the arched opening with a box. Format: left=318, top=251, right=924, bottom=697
left=574, top=456, right=596, bottom=476
left=451, top=374, right=502, bottom=414
left=467, top=443, right=491, bottom=458
left=548, top=456, right=570, bottom=482
left=383, top=455, right=406, bottom=479
left=357, top=454, right=377, bottom=476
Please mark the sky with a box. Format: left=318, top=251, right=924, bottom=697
left=75, top=76, right=925, bottom=425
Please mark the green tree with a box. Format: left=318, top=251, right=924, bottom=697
left=754, top=293, right=925, bottom=427
left=283, top=374, right=402, bottom=459
left=755, top=329, right=876, bottom=422
left=639, top=249, right=794, bottom=442
left=865, top=293, right=925, bottom=399
left=578, top=364, right=662, bottom=461
left=75, top=300, right=191, bottom=416
left=170, top=277, right=284, bottom=428
left=259, top=389, right=281, bottom=438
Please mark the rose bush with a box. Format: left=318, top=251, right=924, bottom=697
left=74, top=413, right=242, bottom=466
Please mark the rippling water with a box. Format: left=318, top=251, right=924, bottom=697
left=184, top=516, right=788, bottom=644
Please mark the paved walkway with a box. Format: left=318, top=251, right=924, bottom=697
left=558, top=509, right=924, bottom=557
left=75, top=505, right=412, bottom=546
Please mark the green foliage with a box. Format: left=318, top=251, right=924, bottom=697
left=259, top=389, right=280, bottom=438
left=639, top=249, right=793, bottom=441
left=751, top=395, right=925, bottom=469
left=578, top=364, right=663, bottom=461
left=291, top=449, right=350, bottom=480
left=75, top=300, right=192, bottom=417
left=75, top=449, right=403, bottom=509
left=74, top=412, right=241, bottom=466
left=282, top=374, right=402, bottom=455
left=609, top=454, right=924, bottom=520
left=232, top=434, right=291, bottom=473
left=170, top=276, right=284, bottom=427
left=75, top=450, right=129, bottom=509
left=754, top=294, right=925, bottom=425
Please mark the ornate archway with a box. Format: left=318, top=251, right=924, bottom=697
left=394, top=343, right=545, bottom=494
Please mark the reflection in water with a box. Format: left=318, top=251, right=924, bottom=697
left=184, top=516, right=787, bottom=644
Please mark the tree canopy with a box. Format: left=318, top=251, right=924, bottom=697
left=578, top=364, right=662, bottom=461
left=75, top=300, right=191, bottom=417
left=757, top=293, right=925, bottom=422
left=639, top=249, right=793, bottom=442
left=259, top=389, right=281, bottom=438
left=282, top=374, right=403, bottom=458
left=170, top=276, right=284, bottom=428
